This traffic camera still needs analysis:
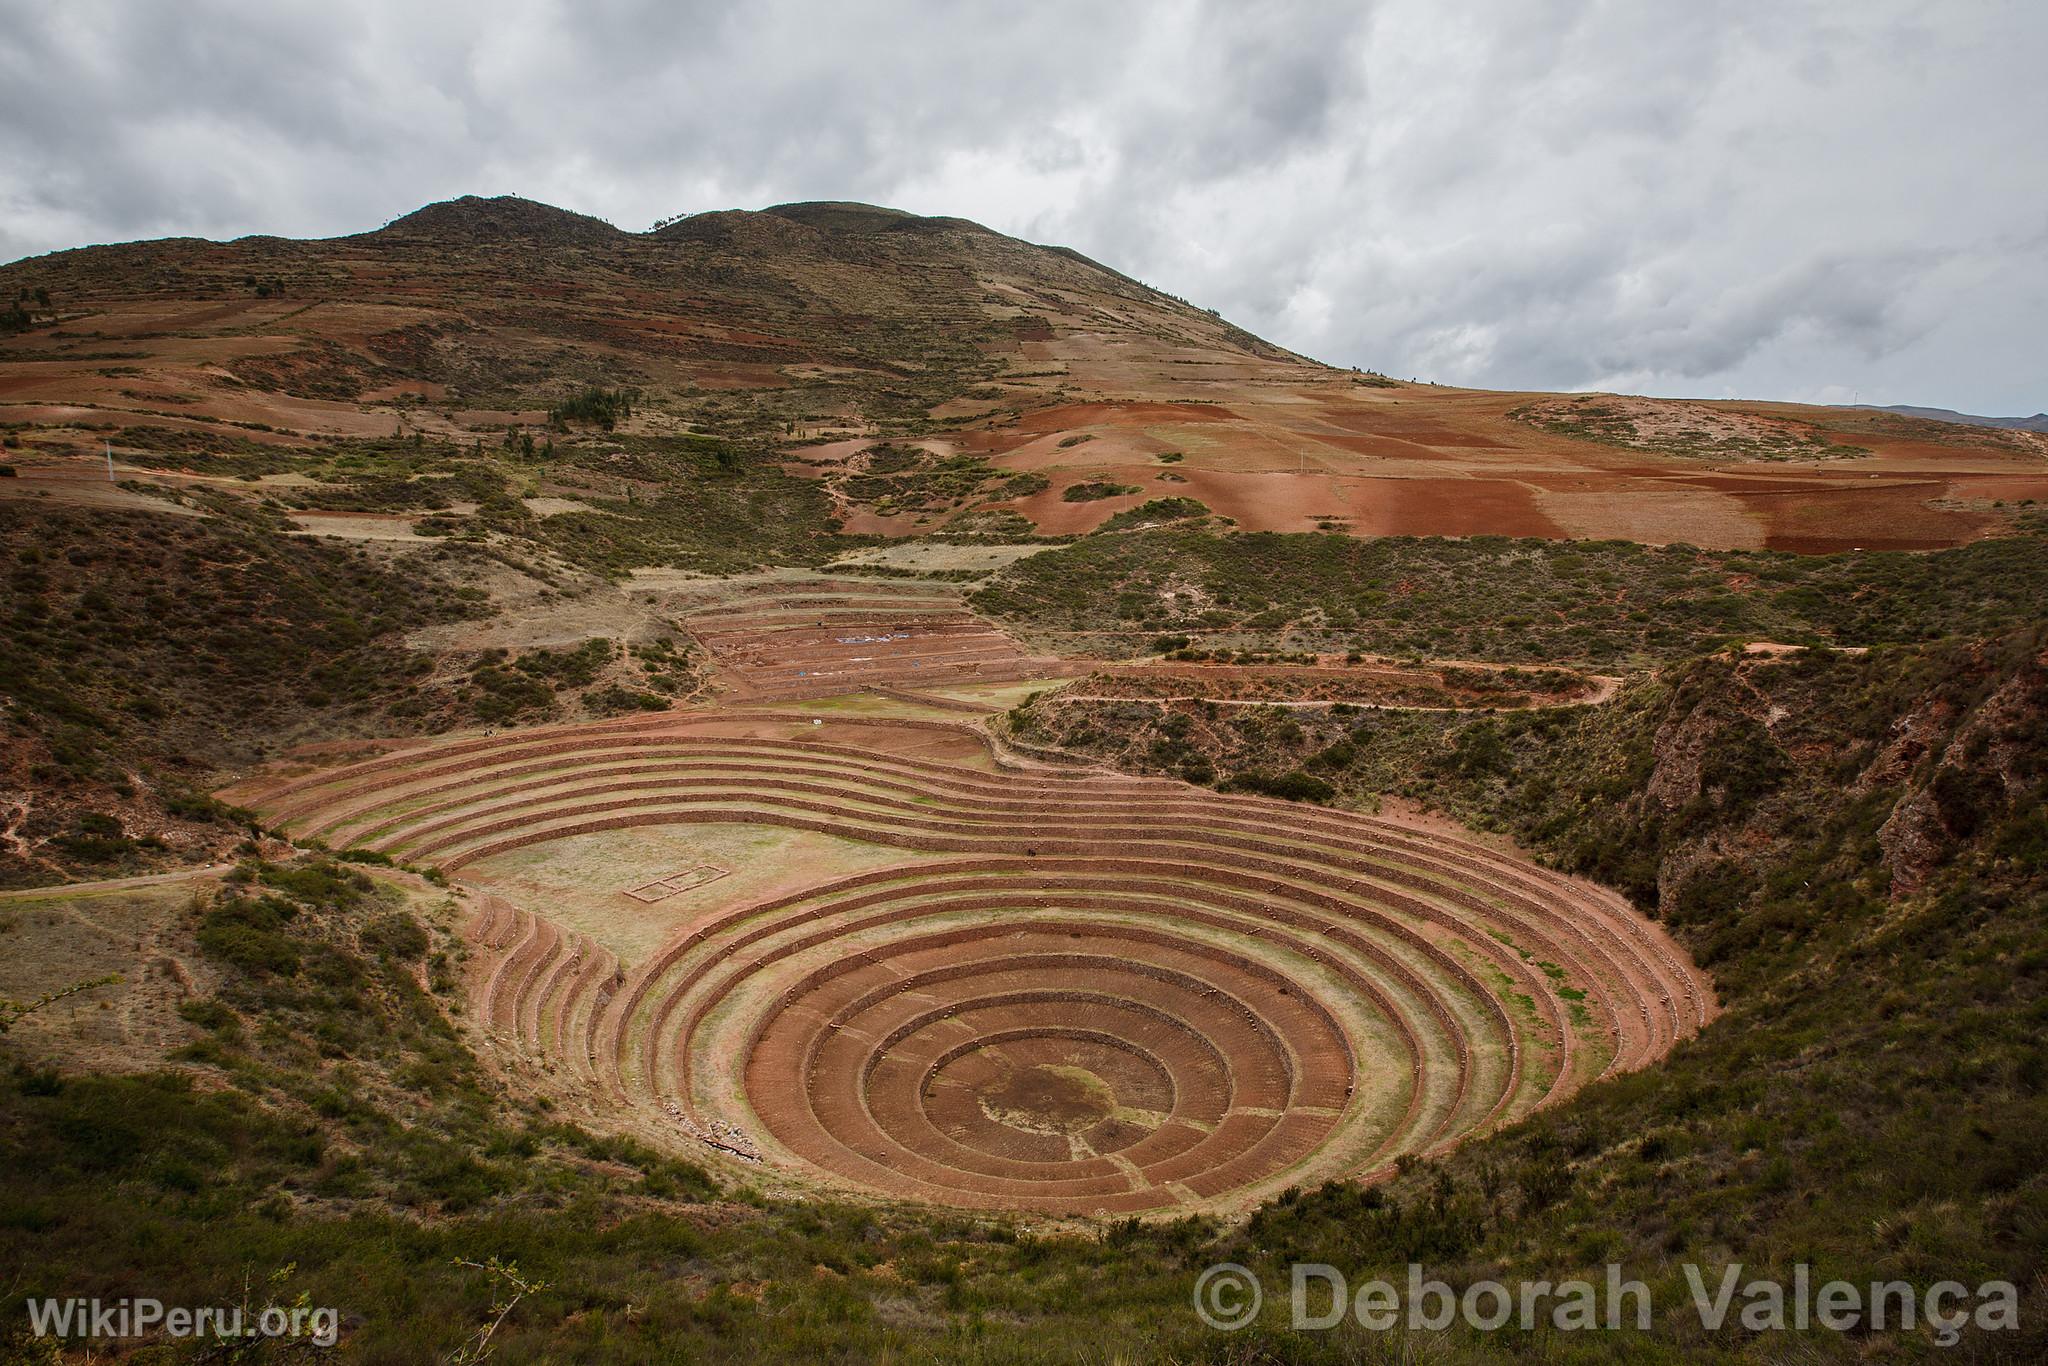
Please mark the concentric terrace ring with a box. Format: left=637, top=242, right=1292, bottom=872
left=230, top=711, right=1714, bottom=1214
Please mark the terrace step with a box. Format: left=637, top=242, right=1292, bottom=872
left=256, top=711, right=1716, bottom=1215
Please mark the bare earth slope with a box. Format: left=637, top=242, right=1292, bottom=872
left=5, top=194, right=2043, bottom=551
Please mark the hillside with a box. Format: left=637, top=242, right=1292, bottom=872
left=2, top=195, right=2045, bottom=1361
left=971, top=520, right=2048, bottom=667
left=1860, top=404, right=2048, bottom=435
left=5, top=195, right=2044, bottom=551
left=0, top=194, right=1295, bottom=436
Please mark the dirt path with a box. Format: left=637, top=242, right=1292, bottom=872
left=1048, top=676, right=1620, bottom=712
left=0, top=862, right=233, bottom=902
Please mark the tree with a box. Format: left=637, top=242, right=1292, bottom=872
left=443, top=1257, right=547, bottom=1365
left=0, top=975, right=120, bottom=1034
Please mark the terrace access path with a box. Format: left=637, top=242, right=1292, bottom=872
left=1049, top=656, right=1623, bottom=711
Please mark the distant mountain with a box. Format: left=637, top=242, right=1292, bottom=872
left=1856, top=404, right=2048, bottom=434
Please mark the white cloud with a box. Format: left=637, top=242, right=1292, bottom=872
left=1, top=0, right=2041, bottom=414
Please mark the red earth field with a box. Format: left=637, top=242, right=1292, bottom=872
left=849, top=387, right=2048, bottom=551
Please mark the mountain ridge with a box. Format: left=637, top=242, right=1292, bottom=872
left=1856, top=402, right=2048, bottom=434
left=1, top=194, right=2042, bottom=551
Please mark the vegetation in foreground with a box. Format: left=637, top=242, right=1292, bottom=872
left=1, top=484, right=2043, bottom=1358
left=1, top=627, right=2041, bottom=1360
left=0, top=858, right=1266, bottom=1364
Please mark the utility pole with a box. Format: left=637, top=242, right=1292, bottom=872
left=105, top=439, right=114, bottom=482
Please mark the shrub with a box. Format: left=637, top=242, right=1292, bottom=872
left=1097, top=498, right=1208, bottom=533
left=1061, top=481, right=1141, bottom=502
left=1220, top=770, right=1335, bottom=802
left=361, top=911, right=430, bottom=961
left=177, top=998, right=240, bottom=1034
left=196, top=895, right=300, bottom=976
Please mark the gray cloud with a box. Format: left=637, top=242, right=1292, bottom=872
left=2, top=0, right=2041, bottom=413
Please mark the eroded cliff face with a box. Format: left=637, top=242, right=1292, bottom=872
left=1016, top=631, right=2047, bottom=935
left=1874, top=653, right=2047, bottom=894
left=1628, top=637, right=2044, bottom=909
left=1643, top=700, right=1724, bottom=813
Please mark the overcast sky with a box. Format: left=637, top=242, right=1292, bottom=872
left=4, top=0, right=2042, bottom=414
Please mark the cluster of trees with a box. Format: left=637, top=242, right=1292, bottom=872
left=3, top=285, right=53, bottom=333
left=501, top=428, right=556, bottom=461
left=547, top=386, right=635, bottom=431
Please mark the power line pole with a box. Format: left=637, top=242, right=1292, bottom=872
left=105, top=439, right=114, bottom=482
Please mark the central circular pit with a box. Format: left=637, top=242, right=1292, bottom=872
left=732, top=923, right=1364, bottom=1209
left=240, top=714, right=1717, bottom=1215
left=965, top=1054, right=1121, bottom=1136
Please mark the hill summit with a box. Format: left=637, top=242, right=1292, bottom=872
left=371, top=194, right=624, bottom=245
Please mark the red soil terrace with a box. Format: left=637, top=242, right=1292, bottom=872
left=228, top=709, right=1714, bottom=1216
left=674, top=575, right=1073, bottom=702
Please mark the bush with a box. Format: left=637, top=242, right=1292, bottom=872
left=1220, top=770, right=1335, bottom=802
left=196, top=895, right=301, bottom=976
left=176, top=998, right=240, bottom=1033
left=1097, top=498, right=1208, bottom=533
left=361, top=911, right=430, bottom=961
left=1061, top=481, right=1141, bottom=502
